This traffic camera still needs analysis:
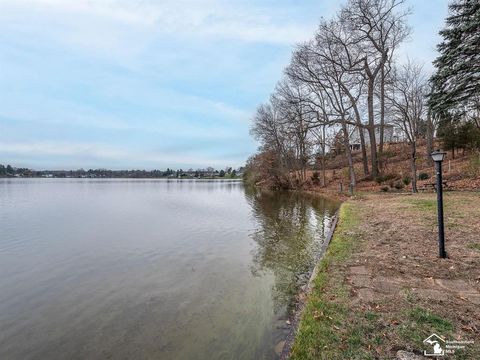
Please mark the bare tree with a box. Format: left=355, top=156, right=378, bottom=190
left=341, top=0, right=410, bottom=177
left=287, top=22, right=359, bottom=189
left=274, top=79, right=316, bottom=184
left=250, top=100, right=293, bottom=188
left=249, top=0, right=415, bottom=191
left=251, top=77, right=319, bottom=188
left=310, top=112, right=330, bottom=186
left=317, top=18, right=370, bottom=176
left=387, top=61, right=427, bottom=193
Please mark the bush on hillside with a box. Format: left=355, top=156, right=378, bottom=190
left=418, top=173, right=430, bottom=180
left=467, top=153, right=480, bottom=177
left=311, top=171, right=321, bottom=185
left=375, top=175, right=385, bottom=184
left=375, top=172, right=400, bottom=184
left=384, top=172, right=400, bottom=181
left=394, top=180, right=405, bottom=190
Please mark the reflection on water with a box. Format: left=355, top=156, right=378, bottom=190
left=245, top=188, right=339, bottom=316
left=0, top=179, right=339, bottom=360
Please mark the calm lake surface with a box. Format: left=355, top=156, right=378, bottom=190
left=0, top=179, right=339, bottom=360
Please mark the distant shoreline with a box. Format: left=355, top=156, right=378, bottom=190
left=0, top=176, right=243, bottom=180
left=0, top=165, right=244, bottom=180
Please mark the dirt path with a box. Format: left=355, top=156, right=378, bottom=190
left=352, top=191, right=480, bottom=303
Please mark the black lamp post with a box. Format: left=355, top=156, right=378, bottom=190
left=431, top=150, right=447, bottom=258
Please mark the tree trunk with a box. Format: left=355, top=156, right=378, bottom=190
left=343, top=86, right=369, bottom=176
left=358, top=126, right=369, bottom=176
left=322, top=125, right=327, bottom=187
left=342, top=120, right=356, bottom=188
left=411, top=141, right=418, bottom=193
left=351, top=101, right=369, bottom=176
left=379, top=66, right=386, bottom=171
left=367, top=77, right=379, bottom=177
left=300, top=144, right=306, bottom=183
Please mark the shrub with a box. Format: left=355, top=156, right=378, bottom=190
left=311, top=171, right=321, bottom=185
left=467, top=153, right=480, bottom=177
left=376, top=172, right=400, bottom=184
left=402, top=175, right=411, bottom=185
left=394, top=180, right=405, bottom=190
left=380, top=185, right=390, bottom=192
left=418, top=172, right=430, bottom=180
left=384, top=173, right=399, bottom=182
left=383, top=150, right=396, bottom=158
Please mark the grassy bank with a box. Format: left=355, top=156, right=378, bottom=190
left=290, top=202, right=374, bottom=359
left=289, top=193, right=480, bottom=359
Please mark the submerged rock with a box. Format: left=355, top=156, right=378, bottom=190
left=274, top=341, right=285, bottom=356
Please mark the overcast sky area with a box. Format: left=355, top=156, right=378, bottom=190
left=0, top=0, right=450, bottom=170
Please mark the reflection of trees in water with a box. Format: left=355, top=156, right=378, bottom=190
left=244, top=187, right=339, bottom=314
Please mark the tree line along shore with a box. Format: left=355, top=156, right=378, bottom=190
left=245, top=0, right=480, bottom=195
left=0, top=165, right=244, bottom=179
left=244, top=0, right=480, bottom=358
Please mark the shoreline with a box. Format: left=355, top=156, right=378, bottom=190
left=0, top=177, right=243, bottom=181
left=279, top=208, right=341, bottom=359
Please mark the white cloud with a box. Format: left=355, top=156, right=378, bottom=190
left=0, top=141, right=126, bottom=158
left=0, top=85, right=250, bottom=137
left=0, top=140, right=234, bottom=167
left=0, top=0, right=317, bottom=50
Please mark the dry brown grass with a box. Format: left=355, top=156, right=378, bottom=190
left=307, top=140, right=480, bottom=193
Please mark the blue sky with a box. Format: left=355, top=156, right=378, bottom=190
left=0, top=0, right=450, bottom=170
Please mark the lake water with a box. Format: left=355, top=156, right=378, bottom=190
left=0, top=179, right=339, bottom=360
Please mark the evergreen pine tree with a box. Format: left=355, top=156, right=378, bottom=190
left=429, top=0, right=480, bottom=117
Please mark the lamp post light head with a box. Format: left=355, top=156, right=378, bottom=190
left=431, top=149, right=446, bottom=163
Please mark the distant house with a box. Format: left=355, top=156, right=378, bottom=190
left=350, top=124, right=399, bottom=145
left=349, top=143, right=361, bottom=151
left=329, top=124, right=401, bottom=156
